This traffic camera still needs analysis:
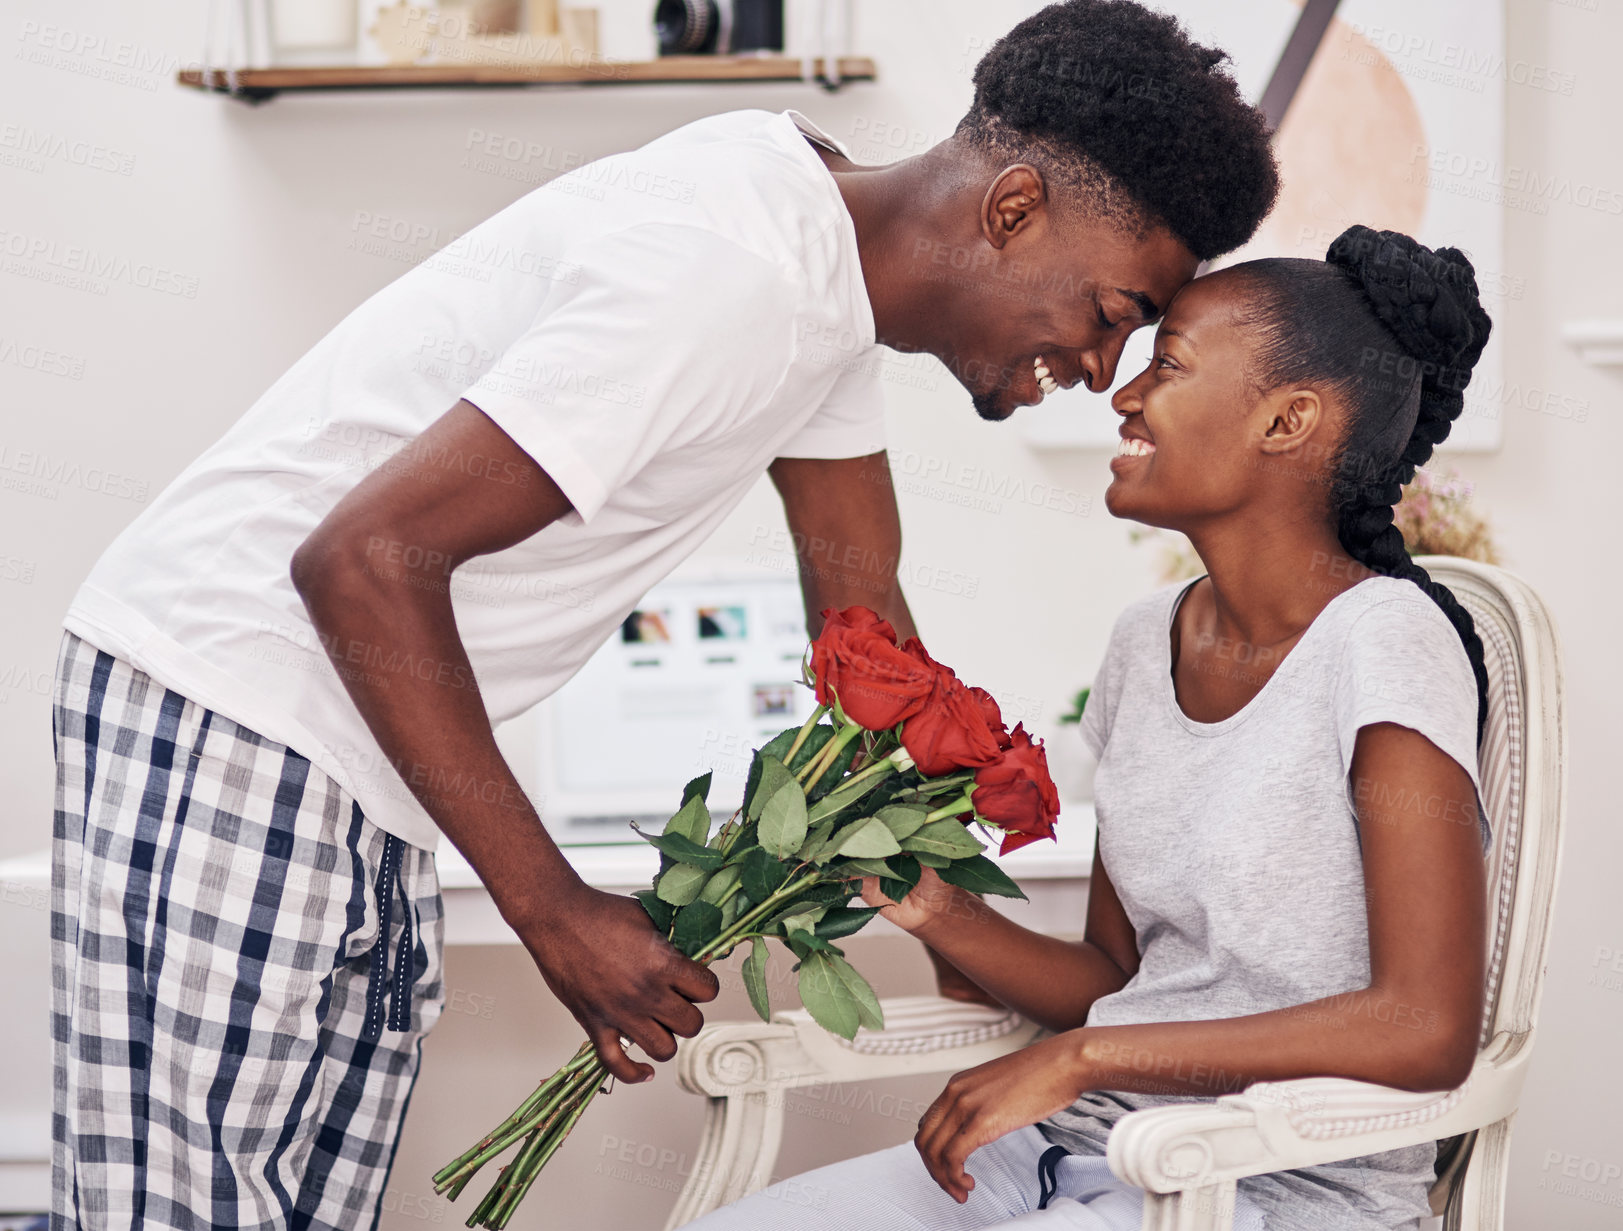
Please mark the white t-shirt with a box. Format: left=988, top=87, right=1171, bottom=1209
left=64, top=109, right=888, bottom=850
left=1038, top=576, right=1485, bottom=1231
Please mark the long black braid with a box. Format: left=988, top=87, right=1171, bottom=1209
left=1227, top=225, right=1493, bottom=740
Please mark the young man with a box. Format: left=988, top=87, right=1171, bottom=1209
left=51, top=2, right=1278, bottom=1227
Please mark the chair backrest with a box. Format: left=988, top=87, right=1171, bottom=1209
left=1413, top=559, right=1567, bottom=1208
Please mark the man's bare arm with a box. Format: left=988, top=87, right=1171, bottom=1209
left=291, top=400, right=717, bottom=1084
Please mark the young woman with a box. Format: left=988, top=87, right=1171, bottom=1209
left=681, top=225, right=1493, bottom=1231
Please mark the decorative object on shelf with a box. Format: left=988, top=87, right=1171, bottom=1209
left=1392, top=467, right=1500, bottom=564
left=191, top=0, right=863, bottom=95
left=365, top=0, right=598, bottom=67
left=431, top=606, right=1059, bottom=1227
left=654, top=0, right=784, bottom=56
left=267, top=0, right=358, bottom=63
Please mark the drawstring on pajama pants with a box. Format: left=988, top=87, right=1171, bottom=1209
left=1035, top=1143, right=1071, bottom=1211
left=362, top=833, right=415, bottom=1040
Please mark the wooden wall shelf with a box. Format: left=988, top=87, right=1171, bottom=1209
left=177, top=55, right=875, bottom=101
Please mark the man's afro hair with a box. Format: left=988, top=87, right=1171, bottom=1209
left=961, top=0, right=1280, bottom=261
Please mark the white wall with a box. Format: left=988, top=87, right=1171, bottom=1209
left=2, top=1, right=1618, bottom=1227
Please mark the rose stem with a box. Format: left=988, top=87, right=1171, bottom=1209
left=692, top=869, right=825, bottom=963
left=434, top=1044, right=597, bottom=1190
left=439, top=1063, right=595, bottom=1191
left=798, top=722, right=863, bottom=792
left=925, top=790, right=978, bottom=823
left=782, top=703, right=830, bottom=768
left=490, top=1073, right=602, bottom=1228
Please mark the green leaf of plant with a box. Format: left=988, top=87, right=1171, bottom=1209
left=749, top=754, right=795, bottom=823
left=909, top=848, right=952, bottom=869
left=635, top=826, right=725, bottom=871
left=934, top=854, right=1029, bottom=900
left=681, top=772, right=713, bottom=806
left=634, top=888, right=674, bottom=934
left=797, top=952, right=861, bottom=1040
left=887, top=854, right=922, bottom=892
left=900, top=818, right=986, bottom=859
left=797, top=818, right=834, bottom=861
left=699, top=863, right=743, bottom=906
left=824, top=951, right=885, bottom=1031
left=747, top=727, right=833, bottom=821
left=831, top=816, right=903, bottom=860
left=759, top=774, right=809, bottom=859
left=669, top=900, right=721, bottom=958
left=874, top=804, right=932, bottom=841
left=775, top=905, right=829, bottom=936
left=738, top=846, right=791, bottom=904
left=663, top=793, right=712, bottom=846
left=814, top=905, right=881, bottom=940
left=840, top=857, right=894, bottom=877
left=743, top=937, right=771, bottom=1022
left=784, top=927, right=844, bottom=960
left=656, top=862, right=711, bottom=906
left=806, top=770, right=891, bottom=825
left=719, top=891, right=745, bottom=933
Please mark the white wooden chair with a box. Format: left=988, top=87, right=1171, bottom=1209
left=665, top=559, right=1566, bottom=1231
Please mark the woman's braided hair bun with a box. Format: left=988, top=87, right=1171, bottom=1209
left=1327, top=224, right=1492, bottom=468
left=1324, top=224, right=1494, bottom=739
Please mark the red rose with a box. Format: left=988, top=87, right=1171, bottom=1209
left=971, top=725, right=1060, bottom=855
left=968, top=686, right=1013, bottom=750
left=900, top=650, right=1007, bottom=777
left=810, top=607, right=937, bottom=731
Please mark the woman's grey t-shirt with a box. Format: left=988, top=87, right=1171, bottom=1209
left=1037, top=576, right=1485, bottom=1231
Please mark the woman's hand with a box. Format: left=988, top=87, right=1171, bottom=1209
left=914, top=1032, right=1087, bottom=1203
left=855, top=865, right=962, bottom=934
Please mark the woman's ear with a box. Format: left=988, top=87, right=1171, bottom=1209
left=1256, top=388, right=1327, bottom=456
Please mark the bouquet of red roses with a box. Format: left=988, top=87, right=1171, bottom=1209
left=433, top=606, right=1059, bottom=1227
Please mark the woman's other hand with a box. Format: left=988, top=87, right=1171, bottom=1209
left=914, top=1032, right=1088, bottom=1203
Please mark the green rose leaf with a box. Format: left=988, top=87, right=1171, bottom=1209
left=796, top=952, right=861, bottom=1040
left=909, top=848, right=952, bottom=869
left=719, top=891, right=745, bottom=933
left=699, top=863, right=743, bottom=906
left=743, top=937, right=771, bottom=1022
left=874, top=804, right=931, bottom=841
left=669, top=900, right=721, bottom=958
left=832, top=816, right=903, bottom=860
left=934, top=854, right=1029, bottom=900
left=759, top=773, right=809, bottom=859
left=887, top=854, right=922, bottom=892
left=747, top=753, right=796, bottom=823
left=900, top=818, right=985, bottom=860
left=681, top=772, right=713, bottom=806
left=663, top=793, right=712, bottom=846
left=825, top=951, right=885, bottom=1031
left=656, top=862, right=711, bottom=907
left=839, top=857, right=894, bottom=878
left=814, top=904, right=881, bottom=940
left=634, top=888, right=674, bottom=934
left=784, top=927, right=844, bottom=959
left=635, top=826, right=725, bottom=871
left=797, top=818, right=835, bottom=862
left=775, top=905, right=829, bottom=936
left=738, top=846, right=791, bottom=904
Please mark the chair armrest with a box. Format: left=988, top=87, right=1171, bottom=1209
left=665, top=997, right=1047, bottom=1229
left=1107, top=1033, right=1531, bottom=1194
left=675, top=994, right=1047, bottom=1098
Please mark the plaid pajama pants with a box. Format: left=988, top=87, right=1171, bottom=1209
left=50, top=631, right=445, bottom=1231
